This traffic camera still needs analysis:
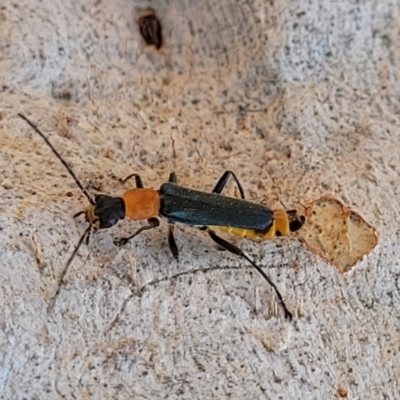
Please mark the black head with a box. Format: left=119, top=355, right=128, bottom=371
left=87, top=195, right=126, bottom=229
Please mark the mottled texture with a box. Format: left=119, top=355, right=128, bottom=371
left=0, top=0, right=399, bottom=398
left=299, top=196, right=378, bottom=272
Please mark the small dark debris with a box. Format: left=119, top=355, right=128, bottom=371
left=337, top=387, right=348, bottom=398
left=138, top=11, right=163, bottom=50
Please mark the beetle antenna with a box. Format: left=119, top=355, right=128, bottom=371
left=63, top=224, right=92, bottom=280
left=48, top=224, right=92, bottom=309
left=18, top=113, right=95, bottom=205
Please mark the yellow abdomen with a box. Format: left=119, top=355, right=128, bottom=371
left=211, top=209, right=292, bottom=240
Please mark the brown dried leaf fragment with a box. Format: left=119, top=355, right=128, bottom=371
left=297, top=196, right=378, bottom=272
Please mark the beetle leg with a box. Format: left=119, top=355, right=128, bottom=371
left=114, top=217, right=160, bottom=247
left=207, top=228, right=293, bottom=321
left=118, top=173, right=144, bottom=188
left=212, top=170, right=245, bottom=199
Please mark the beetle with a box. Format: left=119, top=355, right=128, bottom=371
left=18, top=113, right=305, bottom=319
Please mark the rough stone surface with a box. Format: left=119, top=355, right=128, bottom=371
left=0, top=0, right=399, bottom=398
